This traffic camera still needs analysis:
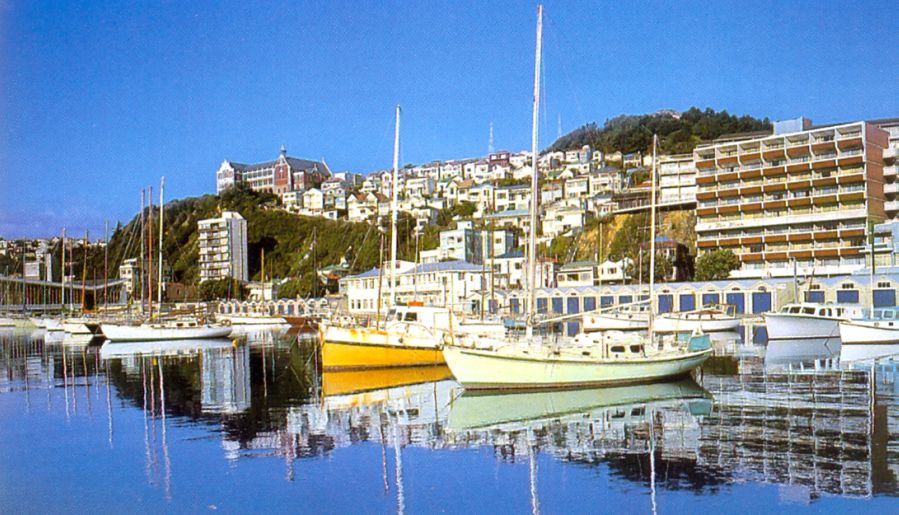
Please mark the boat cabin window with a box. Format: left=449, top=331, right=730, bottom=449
left=787, top=306, right=801, bottom=314
left=802, top=307, right=815, bottom=315
left=610, top=345, right=626, bottom=353
left=404, top=312, right=418, bottom=322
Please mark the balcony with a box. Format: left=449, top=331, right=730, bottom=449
left=884, top=147, right=898, bottom=161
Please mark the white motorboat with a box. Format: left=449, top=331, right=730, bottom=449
left=443, top=331, right=713, bottom=390
left=763, top=303, right=861, bottom=340
left=101, top=318, right=232, bottom=342
left=582, top=304, right=649, bottom=331
left=654, top=305, right=741, bottom=333
left=838, top=308, right=899, bottom=361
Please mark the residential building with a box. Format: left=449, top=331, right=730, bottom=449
left=198, top=211, right=249, bottom=282
left=439, top=221, right=481, bottom=263
left=492, top=250, right=556, bottom=290
left=543, top=201, right=588, bottom=238
left=694, top=120, right=890, bottom=278
left=216, top=146, right=329, bottom=194
left=657, top=154, right=697, bottom=205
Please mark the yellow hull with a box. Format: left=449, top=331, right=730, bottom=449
left=322, top=366, right=452, bottom=396
left=321, top=326, right=446, bottom=370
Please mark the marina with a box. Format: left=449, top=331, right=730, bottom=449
left=1, top=327, right=898, bottom=512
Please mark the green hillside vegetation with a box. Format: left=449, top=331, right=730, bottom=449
left=548, top=107, right=772, bottom=155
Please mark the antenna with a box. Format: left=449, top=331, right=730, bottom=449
left=557, top=113, right=562, bottom=139
left=488, top=121, right=495, bottom=155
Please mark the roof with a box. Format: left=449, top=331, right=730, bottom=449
left=486, top=209, right=529, bottom=218
left=409, top=260, right=482, bottom=274
left=560, top=260, right=597, bottom=270
left=496, top=250, right=524, bottom=259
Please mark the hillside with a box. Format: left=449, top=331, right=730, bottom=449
left=98, top=185, right=425, bottom=298
left=548, top=107, right=772, bottom=155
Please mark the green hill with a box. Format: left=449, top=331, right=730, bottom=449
left=548, top=107, right=772, bottom=155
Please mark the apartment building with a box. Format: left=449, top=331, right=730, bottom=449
left=198, top=211, right=249, bottom=282
left=657, top=154, right=697, bottom=205
left=695, top=120, right=890, bottom=278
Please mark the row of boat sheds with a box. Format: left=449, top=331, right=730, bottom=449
left=489, top=267, right=899, bottom=336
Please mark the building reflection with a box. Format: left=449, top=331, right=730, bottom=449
left=201, top=344, right=251, bottom=414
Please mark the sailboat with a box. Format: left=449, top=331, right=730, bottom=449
left=102, top=178, right=232, bottom=342
left=320, top=107, right=464, bottom=369
left=442, top=5, right=712, bottom=390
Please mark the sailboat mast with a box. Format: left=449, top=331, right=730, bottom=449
left=104, top=220, right=109, bottom=312
left=157, top=177, right=165, bottom=308
left=61, top=227, right=66, bottom=312
left=526, top=4, right=543, bottom=327
left=81, top=230, right=88, bottom=312
left=648, top=134, right=658, bottom=334
left=389, top=105, right=401, bottom=306
left=148, top=185, right=154, bottom=319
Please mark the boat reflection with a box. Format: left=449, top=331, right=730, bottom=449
left=765, top=337, right=841, bottom=370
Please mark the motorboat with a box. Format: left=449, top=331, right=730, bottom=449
left=654, top=305, right=741, bottom=333
left=101, top=317, right=232, bottom=342
left=839, top=308, right=899, bottom=346
left=763, top=303, right=861, bottom=340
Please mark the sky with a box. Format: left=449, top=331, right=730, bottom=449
left=0, top=0, right=897, bottom=239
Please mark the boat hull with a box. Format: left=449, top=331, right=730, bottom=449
left=582, top=313, right=648, bottom=331
left=321, top=325, right=445, bottom=370
left=101, top=324, right=233, bottom=342
left=654, top=316, right=740, bottom=333
left=764, top=313, right=841, bottom=340
left=839, top=320, right=899, bottom=345
left=0, top=317, right=15, bottom=327
left=442, top=345, right=711, bottom=390
left=63, top=320, right=100, bottom=335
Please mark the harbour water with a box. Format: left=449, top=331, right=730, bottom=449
left=2, top=327, right=898, bottom=513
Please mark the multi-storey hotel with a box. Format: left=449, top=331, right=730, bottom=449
left=695, top=119, right=890, bottom=278
left=198, top=211, right=249, bottom=282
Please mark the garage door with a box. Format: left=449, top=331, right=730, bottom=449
left=584, top=297, right=596, bottom=311
left=679, top=294, right=695, bottom=312
left=618, top=295, right=633, bottom=305
left=805, top=291, right=824, bottom=303
left=658, top=294, right=673, bottom=314
left=510, top=298, right=520, bottom=314
left=751, top=291, right=772, bottom=314
left=701, top=293, right=720, bottom=307
left=837, top=290, right=859, bottom=303
left=874, top=289, right=896, bottom=307
left=725, top=292, right=745, bottom=314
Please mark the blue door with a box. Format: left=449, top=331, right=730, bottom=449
left=537, top=298, right=547, bottom=313
left=725, top=292, right=745, bottom=314
left=805, top=291, right=825, bottom=303
left=551, top=297, right=563, bottom=314
left=701, top=293, right=720, bottom=307
left=837, top=290, right=859, bottom=303
left=489, top=299, right=498, bottom=314
left=584, top=297, right=596, bottom=311
left=751, top=291, right=772, bottom=314
left=600, top=295, right=614, bottom=307
left=567, top=296, right=580, bottom=314
left=679, top=294, right=695, bottom=312
left=510, top=298, right=520, bottom=314
left=658, top=294, right=673, bottom=313
left=874, top=289, right=896, bottom=307
left=567, top=321, right=580, bottom=336
left=618, top=295, right=633, bottom=305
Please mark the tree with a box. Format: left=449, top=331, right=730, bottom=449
left=694, top=250, right=741, bottom=281
left=197, top=278, right=248, bottom=301
left=626, top=253, right=673, bottom=284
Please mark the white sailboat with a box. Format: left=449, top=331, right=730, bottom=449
left=654, top=304, right=741, bottom=333
left=103, top=178, right=232, bottom=342
left=582, top=303, right=649, bottom=331
left=442, top=5, right=712, bottom=390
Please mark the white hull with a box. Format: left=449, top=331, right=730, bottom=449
left=223, top=315, right=288, bottom=325
left=763, top=313, right=841, bottom=340
left=101, top=323, right=232, bottom=342
left=456, top=320, right=507, bottom=338
left=654, top=315, right=740, bottom=333
left=0, top=317, right=15, bottom=327
left=63, top=319, right=97, bottom=335
left=31, top=317, right=64, bottom=331
left=583, top=313, right=648, bottom=331
left=442, top=345, right=711, bottom=390
left=100, top=338, right=234, bottom=359
left=839, top=320, right=899, bottom=345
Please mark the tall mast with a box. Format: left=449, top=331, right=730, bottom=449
left=157, top=177, right=165, bottom=309
left=104, top=220, right=109, bottom=312
left=61, top=227, right=66, bottom=312
left=148, top=185, right=154, bottom=319
left=526, top=4, right=543, bottom=330
left=389, top=105, right=401, bottom=306
left=81, top=230, right=88, bottom=313
left=648, top=134, right=658, bottom=335
left=139, top=189, right=145, bottom=314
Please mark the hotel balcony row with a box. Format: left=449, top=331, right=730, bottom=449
left=699, top=240, right=868, bottom=263
left=695, top=153, right=867, bottom=187
left=698, top=220, right=866, bottom=243
left=695, top=205, right=868, bottom=232
left=696, top=184, right=867, bottom=214
left=698, top=231, right=867, bottom=253
left=693, top=123, right=866, bottom=170
left=695, top=164, right=865, bottom=196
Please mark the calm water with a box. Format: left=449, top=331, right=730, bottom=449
left=2, top=327, right=899, bottom=514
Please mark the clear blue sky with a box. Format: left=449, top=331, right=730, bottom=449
left=1, top=0, right=896, bottom=238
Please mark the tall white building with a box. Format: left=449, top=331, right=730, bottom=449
left=198, top=211, right=248, bottom=283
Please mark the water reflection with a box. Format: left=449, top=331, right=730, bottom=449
left=1, top=328, right=898, bottom=511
